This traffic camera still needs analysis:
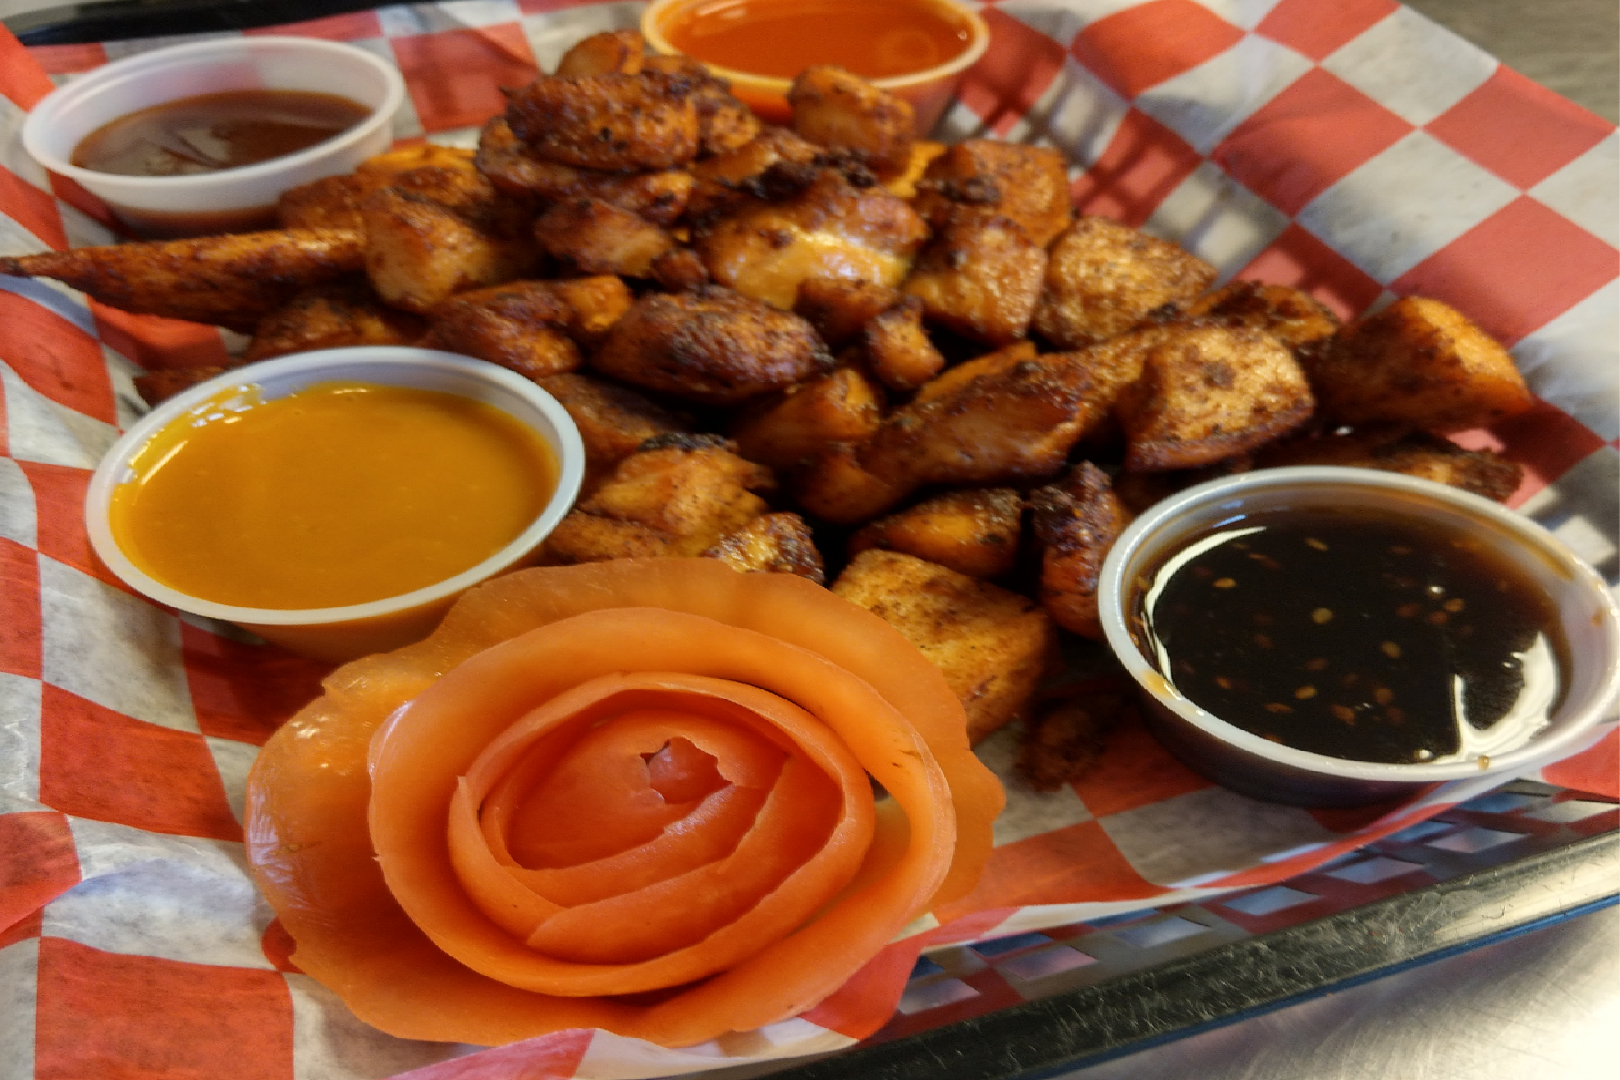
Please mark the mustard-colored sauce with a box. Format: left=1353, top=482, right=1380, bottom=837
left=110, top=381, right=557, bottom=610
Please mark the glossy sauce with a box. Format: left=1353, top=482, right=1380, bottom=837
left=1130, top=507, right=1566, bottom=764
left=71, top=89, right=369, bottom=177
left=663, top=0, right=976, bottom=79
left=109, top=382, right=558, bottom=610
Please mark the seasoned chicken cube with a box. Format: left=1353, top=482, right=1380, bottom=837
left=1254, top=426, right=1523, bottom=502
left=702, top=512, right=826, bottom=583
left=729, top=367, right=884, bottom=469
left=789, top=65, right=914, bottom=179
left=591, top=286, right=833, bottom=405
left=1187, top=281, right=1340, bottom=352
left=535, top=371, right=690, bottom=495
left=685, top=125, right=822, bottom=219
left=911, top=140, right=1073, bottom=247
left=554, top=29, right=644, bottom=76
left=1030, top=463, right=1132, bottom=639
left=849, top=487, right=1023, bottom=579
left=858, top=342, right=1118, bottom=488
left=1032, top=217, right=1216, bottom=348
left=902, top=211, right=1047, bottom=346
left=505, top=73, right=699, bottom=170
left=360, top=183, right=535, bottom=312
left=793, top=277, right=904, bottom=349
left=544, top=434, right=775, bottom=562
left=476, top=118, right=694, bottom=225
left=1301, top=296, right=1535, bottom=432
left=1115, top=323, right=1315, bottom=471
left=862, top=296, right=946, bottom=391
left=790, top=442, right=915, bottom=525
left=0, top=228, right=364, bottom=332
left=695, top=165, right=930, bottom=310
left=423, top=281, right=592, bottom=381
left=532, top=196, right=676, bottom=278
left=650, top=248, right=712, bottom=292
left=831, top=549, right=1058, bottom=744
left=244, top=277, right=425, bottom=362
left=355, top=143, right=479, bottom=183
left=539, top=275, right=635, bottom=348
left=641, top=52, right=761, bottom=156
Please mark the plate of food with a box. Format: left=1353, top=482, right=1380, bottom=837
left=0, top=1, right=1614, bottom=1077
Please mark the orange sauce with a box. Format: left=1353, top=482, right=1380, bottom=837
left=662, top=0, right=976, bottom=80
left=109, top=382, right=557, bottom=610
left=71, top=89, right=369, bottom=177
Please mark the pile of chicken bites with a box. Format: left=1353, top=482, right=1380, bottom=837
left=3, top=30, right=1539, bottom=785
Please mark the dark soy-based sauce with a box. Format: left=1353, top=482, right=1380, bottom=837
left=1130, top=507, right=1566, bottom=764
left=71, top=89, right=369, bottom=178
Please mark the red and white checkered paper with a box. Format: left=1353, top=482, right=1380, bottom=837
left=1, top=1, right=1616, bottom=1077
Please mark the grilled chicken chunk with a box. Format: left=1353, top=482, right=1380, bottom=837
left=1254, top=426, right=1523, bottom=502
left=695, top=165, right=930, bottom=310
left=244, top=277, right=425, bottom=362
left=789, top=442, right=915, bottom=525
left=911, top=140, right=1073, bottom=247
left=831, top=549, right=1058, bottom=744
left=1115, top=323, right=1315, bottom=472
left=535, top=371, right=690, bottom=495
left=532, top=196, right=677, bottom=279
left=702, top=512, right=826, bottom=583
left=591, top=286, right=833, bottom=405
left=505, top=72, right=700, bottom=170
left=789, top=64, right=914, bottom=180
left=1032, top=216, right=1215, bottom=349
left=730, top=367, right=884, bottom=469
left=476, top=117, right=694, bottom=226
left=858, top=342, right=1117, bottom=489
left=554, top=29, right=644, bottom=76
left=1030, top=463, right=1132, bottom=639
left=544, top=434, right=776, bottom=562
left=0, top=228, right=364, bottom=331
left=849, top=487, right=1023, bottom=579
left=903, top=211, right=1047, bottom=346
left=1187, top=281, right=1340, bottom=353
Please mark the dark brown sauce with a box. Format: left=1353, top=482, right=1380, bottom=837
left=71, top=89, right=370, bottom=177
left=1130, top=506, right=1566, bottom=764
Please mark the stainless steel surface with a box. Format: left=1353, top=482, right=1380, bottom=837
left=1057, top=904, right=1620, bottom=1080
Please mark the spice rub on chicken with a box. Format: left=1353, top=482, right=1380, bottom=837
left=7, top=30, right=1539, bottom=753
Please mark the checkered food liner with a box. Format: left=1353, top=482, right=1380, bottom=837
left=0, top=2, right=1615, bottom=1077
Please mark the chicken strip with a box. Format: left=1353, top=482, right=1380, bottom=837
left=0, top=228, right=364, bottom=332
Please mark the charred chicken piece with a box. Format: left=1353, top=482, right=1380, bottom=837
left=0, top=228, right=365, bottom=332
left=554, top=29, right=644, bottom=76
left=858, top=342, right=1119, bottom=489
left=591, top=286, right=833, bottom=406
left=544, top=433, right=776, bottom=562
left=505, top=72, right=700, bottom=171
left=861, top=296, right=946, bottom=391
left=789, top=441, right=916, bottom=525
left=702, top=512, right=826, bottom=583
left=831, top=549, right=1058, bottom=744
left=244, top=277, right=426, bottom=362
left=849, top=487, right=1023, bottom=580
left=1032, top=217, right=1216, bottom=349
left=911, top=139, right=1073, bottom=248
left=535, top=371, right=691, bottom=496
left=902, top=210, right=1048, bottom=346
left=1115, top=323, right=1315, bottom=472
left=789, top=65, right=914, bottom=180
left=475, top=118, right=694, bottom=226
left=532, top=196, right=677, bottom=279
left=1030, top=463, right=1132, bottom=639
left=1187, top=281, right=1340, bottom=353
left=793, top=277, right=905, bottom=349
left=694, top=164, right=930, bottom=310
left=1300, top=296, right=1535, bottom=433
left=729, top=367, right=885, bottom=469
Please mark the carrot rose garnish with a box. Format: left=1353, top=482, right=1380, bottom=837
left=246, top=557, right=1002, bottom=1048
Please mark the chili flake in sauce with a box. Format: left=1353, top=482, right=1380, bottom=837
left=1129, top=507, right=1566, bottom=764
